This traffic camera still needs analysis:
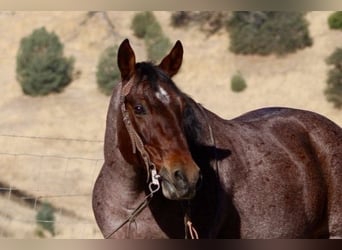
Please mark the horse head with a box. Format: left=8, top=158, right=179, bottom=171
left=116, top=39, right=201, bottom=200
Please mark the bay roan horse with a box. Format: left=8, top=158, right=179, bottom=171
left=92, top=39, right=342, bottom=238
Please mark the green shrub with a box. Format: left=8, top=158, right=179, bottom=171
left=145, top=35, right=171, bottom=62
left=96, top=45, right=120, bottom=95
left=226, top=12, right=312, bottom=55
left=328, top=11, right=342, bottom=30
left=16, top=27, right=74, bottom=96
left=170, top=11, right=192, bottom=27
left=171, top=11, right=231, bottom=35
left=231, top=73, right=247, bottom=92
left=131, top=11, right=158, bottom=38
left=144, top=20, right=163, bottom=41
left=325, top=48, right=342, bottom=108
left=35, top=202, right=55, bottom=237
left=131, top=12, right=171, bottom=62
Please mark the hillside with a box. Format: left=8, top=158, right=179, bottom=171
left=0, top=11, right=341, bottom=238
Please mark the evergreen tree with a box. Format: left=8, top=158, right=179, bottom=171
left=227, top=12, right=312, bottom=55
left=16, top=27, right=74, bottom=96
left=96, top=45, right=120, bottom=95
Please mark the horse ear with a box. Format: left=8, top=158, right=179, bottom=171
left=117, top=39, right=136, bottom=82
left=159, top=40, right=183, bottom=77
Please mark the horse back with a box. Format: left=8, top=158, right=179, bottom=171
left=221, top=107, right=342, bottom=238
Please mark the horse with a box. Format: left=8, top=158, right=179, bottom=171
left=92, top=39, right=342, bottom=239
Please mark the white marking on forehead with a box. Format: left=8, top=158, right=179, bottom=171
left=155, top=86, right=170, bottom=104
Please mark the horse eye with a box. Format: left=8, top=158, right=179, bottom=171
left=134, top=104, right=146, bottom=115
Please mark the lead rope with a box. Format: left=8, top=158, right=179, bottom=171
left=184, top=210, right=199, bottom=239
left=105, top=176, right=160, bottom=239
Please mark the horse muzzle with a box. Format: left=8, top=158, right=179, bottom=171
left=159, top=165, right=201, bottom=200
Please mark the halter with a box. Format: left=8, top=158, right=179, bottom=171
left=106, top=77, right=208, bottom=239
left=105, top=77, right=160, bottom=239
left=120, top=77, right=158, bottom=184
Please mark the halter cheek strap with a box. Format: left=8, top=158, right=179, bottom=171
left=119, top=77, right=159, bottom=185
left=105, top=78, right=161, bottom=239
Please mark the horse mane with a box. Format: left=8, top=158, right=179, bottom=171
left=182, top=98, right=203, bottom=146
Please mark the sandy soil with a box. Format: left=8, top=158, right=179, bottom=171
left=0, top=11, right=341, bottom=238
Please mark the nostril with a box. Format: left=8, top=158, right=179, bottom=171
left=173, top=169, right=185, bottom=182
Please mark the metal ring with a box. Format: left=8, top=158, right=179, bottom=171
left=148, top=182, right=160, bottom=195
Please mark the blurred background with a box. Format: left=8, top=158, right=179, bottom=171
left=0, top=11, right=341, bottom=238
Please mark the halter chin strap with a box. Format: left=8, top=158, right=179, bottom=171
left=119, top=77, right=158, bottom=184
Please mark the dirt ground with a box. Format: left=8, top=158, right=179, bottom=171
left=0, top=11, right=341, bottom=238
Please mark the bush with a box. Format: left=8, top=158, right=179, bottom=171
left=328, top=12, right=342, bottom=30
left=226, top=12, right=312, bottom=55
left=145, top=36, right=171, bottom=62
left=144, top=20, right=163, bottom=41
left=35, top=202, right=55, bottom=237
left=16, top=27, right=74, bottom=96
left=325, top=48, right=342, bottom=108
left=96, top=45, right=120, bottom=95
left=231, top=73, right=247, bottom=92
left=131, top=12, right=171, bottom=62
left=131, top=11, right=159, bottom=38
left=171, top=11, right=232, bottom=35
left=170, top=11, right=192, bottom=27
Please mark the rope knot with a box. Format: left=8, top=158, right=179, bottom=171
left=185, top=216, right=199, bottom=239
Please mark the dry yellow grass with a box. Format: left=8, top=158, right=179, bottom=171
left=0, top=11, right=341, bottom=238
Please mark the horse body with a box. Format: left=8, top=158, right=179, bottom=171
left=92, top=40, right=342, bottom=238
left=207, top=107, right=342, bottom=238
